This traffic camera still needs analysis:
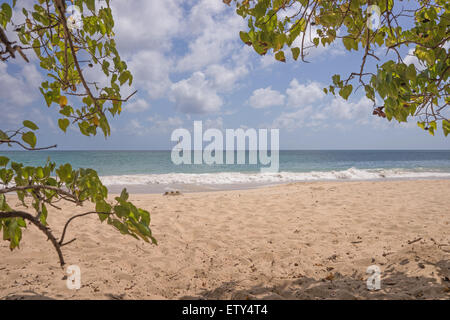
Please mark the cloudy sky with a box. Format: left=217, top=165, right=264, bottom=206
left=1, top=0, right=449, bottom=150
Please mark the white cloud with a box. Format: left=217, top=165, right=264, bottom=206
left=403, top=48, right=426, bottom=71
left=286, top=79, right=325, bottom=107
left=0, top=62, right=43, bottom=127
left=264, top=79, right=378, bottom=130
left=272, top=106, right=313, bottom=131
left=323, top=96, right=374, bottom=123
left=0, top=63, right=41, bottom=108
left=204, top=117, right=224, bottom=130
left=105, top=0, right=184, bottom=102
left=249, top=87, right=285, bottom=109
left=271, top=95, right=375, bottom=131
left=126, top=117, right=183, bottom=136
left=30, top=108, right=57, bottom=132
left=109, top=0, right=251, bottom=112
left=129, top=119, right=144, bottom=130
left=127, top=50, right=173, bottom=100
left=112, top=0, right=182, bottom=53
left=125, top=99, right=150, bottom=113
left=22, top=64, right=42, bottom=88
left=205, top=64, right=248, bottom=92
left=176, top=0, right=246, bottom=72
left=259, top=53, right=277, bottom=68
left=169, top=72, right=223, bottom=114
left=147, top=116, right=184, bottom=133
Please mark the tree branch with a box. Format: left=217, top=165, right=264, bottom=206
left=0, top=211, right=65, bottom=266
left=0, top=185, right=81, bottom=205
left=0, top=139, right=57, bottom=151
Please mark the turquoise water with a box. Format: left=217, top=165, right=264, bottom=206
left=1, top=150, right=450, bottom=191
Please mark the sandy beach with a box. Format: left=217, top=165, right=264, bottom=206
left=0, top=179, right=449, bottom=300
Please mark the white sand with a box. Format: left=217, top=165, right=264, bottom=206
left=1, top=179, right=449, bottom=299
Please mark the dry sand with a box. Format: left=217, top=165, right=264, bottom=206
left=1, top=179, right=449, bottom=300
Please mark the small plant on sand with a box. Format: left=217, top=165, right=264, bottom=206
left=226, top=0, right=449, bottom=135
left=0, top=0, right=156, bottom=266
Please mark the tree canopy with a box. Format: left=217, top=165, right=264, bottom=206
left=226, top=0, right=449, bottom=136
left=0, top=0, right=155, bottom=266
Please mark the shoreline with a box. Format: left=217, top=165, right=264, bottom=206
left=1, top=179, right=449, bottom=300
left=105, top=176, right=450, bottom=194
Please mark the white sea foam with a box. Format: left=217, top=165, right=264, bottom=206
left=100, top=168, right=450, bottom=186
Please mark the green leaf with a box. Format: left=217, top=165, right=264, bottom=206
left=291, top=47, right=300, bottom=61
left=86, top=0, right=96, bottom=12
left=339, top=85, right=353, bottom=100
left=22, top=131, right=36, bottom=148
left=405, top=64, right=416, bottom=81
left=36, top=167, right=44, bottom=179
left=275, top=51, right=286, bottom=62
left=0, top=194, right=9, bottom=211
left=56, top=163, right=72, bottom=182
left=119, top=71, right=132, bottom=86
left=96, top=200, right=112, bottom=222
left=114, top=205, right=129, bottom=217
left=332, top=74, right=341, bottom=86
left=428, top=120, right=437, bottom=136
left=0, top=156, right=9, bottom=167
left=60, top=105, right=73, bottom=117
left=0, top=129, right=8, bottom=140
left=239, top=31, right=252, bottom=45
left=23, top=120, right=39, bottom=131
left=342, top=37, right=354, bottom=51
left=40, top=204, right=48, bottom=225
left=58, top=118, right=70, bottom=133
left=1, top=3, right=12, bottom=25
left=101, top=60, right=110, bottom=76
left=443, top=120, right=450, bottom=137
left=120, top=188, right=129, bottom=201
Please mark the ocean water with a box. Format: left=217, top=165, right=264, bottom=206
left=1, top=150, right=450, bottom=192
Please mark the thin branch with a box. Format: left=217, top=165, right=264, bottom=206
left=0, top=185, right=81, bottom=205
left=59, top=211, right=110, bottom=246
left=0, top=211, right=65, bottom=266
left=54, top=0, right=103, bottom=116
left=0, top=140, right=57, bottom=151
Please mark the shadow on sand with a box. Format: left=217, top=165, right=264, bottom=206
left=2, top=259, right=448, bottom=300
left=2, top=290, right=56, bottom=300
left=181, top=259, right=450, bottom=300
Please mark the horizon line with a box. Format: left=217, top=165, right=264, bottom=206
left=1, top=149, right=450, bottom=152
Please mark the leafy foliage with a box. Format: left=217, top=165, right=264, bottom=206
left=0, top=0, right=154, bottom=266
left=227, top=0, right=449, bottom=136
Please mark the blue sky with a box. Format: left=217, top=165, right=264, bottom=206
left=1, top=0, right=449, bottom=150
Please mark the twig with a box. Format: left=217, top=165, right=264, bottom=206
left=59, top=211, right=110, bottom=245
left=408, top=237, right=422, bottom=245
left=0, top=140, right=57, bottom=151
left=0, top=185, right=80, bottom=205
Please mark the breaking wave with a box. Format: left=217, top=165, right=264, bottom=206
left=100, top=168, right=450, bottom=186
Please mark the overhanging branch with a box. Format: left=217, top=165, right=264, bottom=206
left=0, top=211, right=65, bottom=266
